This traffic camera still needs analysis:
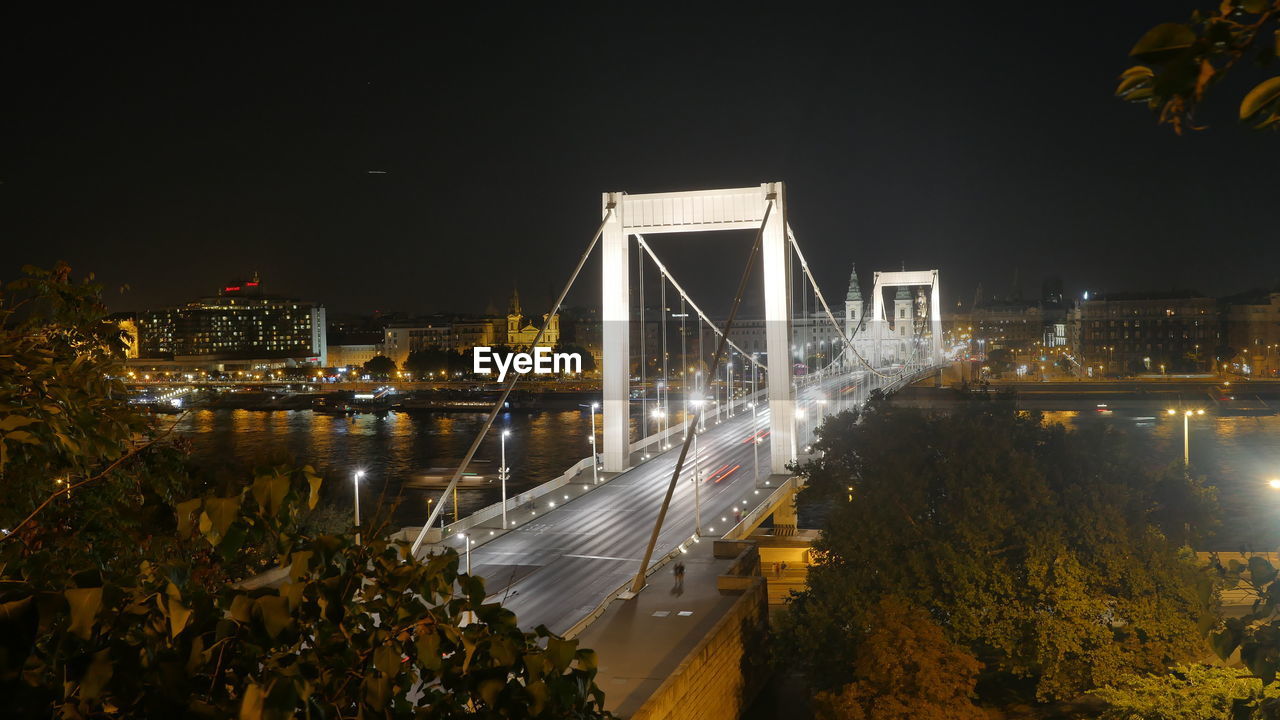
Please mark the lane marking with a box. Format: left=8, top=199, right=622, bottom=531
left=565, top=553, right=639, bottom=562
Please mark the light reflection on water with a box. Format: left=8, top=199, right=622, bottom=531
left=1039, top=409, right=1280, bottom=551
left=174, top=408, right=679, bottom=528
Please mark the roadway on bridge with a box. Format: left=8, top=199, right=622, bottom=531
left=434, top=373, right=860, bottom=634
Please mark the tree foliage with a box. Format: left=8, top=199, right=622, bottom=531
left=1093, top=664, right=1280, bottom=720
left=0, top=264, right=612, bottom=719
left=363, top=355, right=398, bottom=377
left=1203, top=554, right=1280, bottom=692
left=811, top=596, right=985, bottom=720
left=1117, top=1, right=1280, bottom=133
left=778, top=392, right=1219, bottom=702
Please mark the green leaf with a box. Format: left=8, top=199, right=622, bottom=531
left=306, top=470, right=323, bottom=510
left=1210, top=624, right=1242, bottom=659
left=373, top=645, right=401, bottom=676
left=255, top=595, right=291, bottom=639
left=79, top=649, right=113, bottom=700
left=479, top=678, right=504, bottom=708
left=1249, top=556, right=1277, bottom=585
left=267, top=474, right=289, bottom=516
left=65, top=587, right=102, bottom=640
left=279, top=582, right=304, bottom=612
left=176, top=498, right=202, bottom=536
left=2, top=430, right=38, bottom=444
left=1240, top=76, right=1280, bottom=121
left=168, top=595, right=192, bottom=638
left=363, top=674, right=393, bottom=712
left=415, top=631, right=441, bottom=670
left=546, top=636, right=577, bottom=672
left=0, top=415, right=38, bottom=432
left=200, top=495, right=241, bottom=546
left=288, top=551, right=313, bottom=582
left=229, top=594, right=254, bottom=624
left=1131, top=23, right=1197, bottom=59
left=239, top=682, right=265, bottom=720
left=575, top=648, right=598, bottom=672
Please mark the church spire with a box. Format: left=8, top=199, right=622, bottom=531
left=508, top=286, right=522, bottom=317
left=845, top=263, right=863, bottom=302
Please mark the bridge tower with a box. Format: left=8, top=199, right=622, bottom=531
left=868, top=269, right=943, bottom=365
left=600, top=183, right=797, bottom=475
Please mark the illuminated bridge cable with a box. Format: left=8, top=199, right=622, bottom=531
left=629, top=199, right=773, bottom=594
left=632, top=236, right=766, bottom=372
left=784, top=225, right=928, bottom=380
left=408, top=206, right=616, bottom=558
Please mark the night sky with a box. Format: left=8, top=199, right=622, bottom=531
left=4, top=3, right=1277, bottom=317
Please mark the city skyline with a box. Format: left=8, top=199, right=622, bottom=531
left=6, top=2, right=1279, bottom=317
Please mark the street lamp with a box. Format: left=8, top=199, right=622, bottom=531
left=589, top=403, right=600, bottom=484
left=1166, top=408, right=1205, bottom=465
left=1269, top=478, right=1280, bottom=490
left=499, top=430, right=511, bottom=529
left=690, top=399, right=703, bottom=535
left=456, top=532, right=471, bottom=574
left=352, top=470, right=364, bottom=545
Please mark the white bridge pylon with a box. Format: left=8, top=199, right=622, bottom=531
left=867, top=269, right=943, bottom=366
left=601, top=183, right=796, bottom=475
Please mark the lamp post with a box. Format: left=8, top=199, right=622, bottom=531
left=727, top=360, right=734, bottom=418
left=352, top=470, right=364, bottom=545
left=690, top=399, right=703, bottom=535
left=589, top=402, right=600, bottom=484
left=456, top=533, right=471, bottom=574
left=1166, top=408, right=1205, bottom=465
left=499, top=430, right=510, bottom=529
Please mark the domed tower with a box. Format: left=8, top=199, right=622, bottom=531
left=894, top=285, right=913, bottom=337
left=844, top=263, right=864, bottom=338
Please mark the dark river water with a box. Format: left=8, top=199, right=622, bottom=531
left=171, top=406, right=690, bottom=529
left=172, top=403, right=1280, bottom=550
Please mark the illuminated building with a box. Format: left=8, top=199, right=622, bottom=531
left=1080, top=291, right=1218, bottom=374
left=134, top=274, right=327, bottom=370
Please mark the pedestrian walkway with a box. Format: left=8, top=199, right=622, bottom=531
left=575, top=539, right=758, bottom=718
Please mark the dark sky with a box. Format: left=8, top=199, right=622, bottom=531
left=4, top=2, right=1277, bottom=317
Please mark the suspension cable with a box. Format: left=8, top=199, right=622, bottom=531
left=660, top=272, right=669, bottom=406
left=410, top=207, right=615, bottom=557
left=633, top=235, right=766, bottom=371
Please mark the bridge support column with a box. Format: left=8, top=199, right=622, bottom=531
left=601, top=192, right=629, bottom=472
left=761, top=181, right=796, bottom=475
left=930, top=271, right=942, bottom=362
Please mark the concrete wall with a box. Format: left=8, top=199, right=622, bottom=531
left=628, top=573, right=769, bottom=720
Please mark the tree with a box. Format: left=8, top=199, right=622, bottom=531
left=404, top=348, right=455, bottom=378
left=777, top=392, right=1218, bottom=703
left=1117, top=2, right=1280, bottom=133
left=0, top=265, right=613, bottom=719
left=810, top=596, right=985, bottom=720
left=1092, top=664, right=1280, bottom=719
left=362, top=354, right=397, bottom=377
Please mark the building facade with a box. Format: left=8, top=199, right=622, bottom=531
left=1223, top=291, right=1280, bottom=377
left=135, top=276, right=327, bottom=370
left=1079, top=291, right=1218, bottom=375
